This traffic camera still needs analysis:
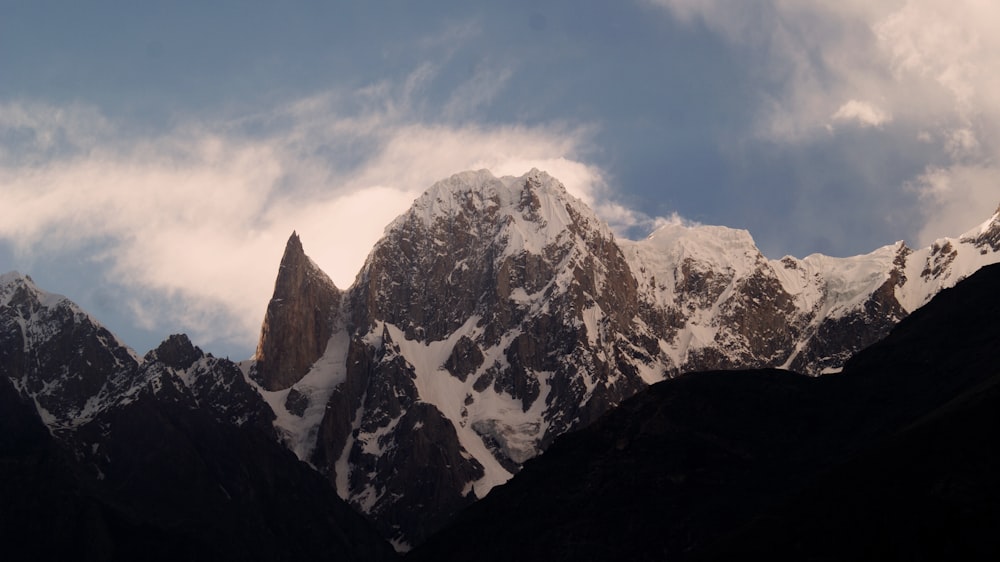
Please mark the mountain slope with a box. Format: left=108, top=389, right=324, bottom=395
left=409, top=262, right=1000, bottom=561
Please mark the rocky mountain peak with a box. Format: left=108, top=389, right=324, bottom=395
left=145, top=333, right=203, bottom=370
left=1, top=271, right=139, bottom=428
left=252, top=232, right=342, bottom=391
left=355, top=169, right=620, bottom=340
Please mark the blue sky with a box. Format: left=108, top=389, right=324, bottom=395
left=2, top=1, right=998, bottom=359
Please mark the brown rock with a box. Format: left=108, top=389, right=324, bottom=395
left=252, top=232, right=341, bottom=391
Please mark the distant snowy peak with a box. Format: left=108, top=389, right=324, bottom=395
left=642, top=222, right=760, bottom=261
left=0, top=270, right=139, bottom=372
left=0, top=270, right=140, bottom=428
left=776, top=242, right=905, bottom=317
left=1, top=271, right=103, bottom=329
left=620, top=200, right=1000, bottom=376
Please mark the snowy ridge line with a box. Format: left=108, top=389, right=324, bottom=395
left=1, top=270, right=142, bottom=365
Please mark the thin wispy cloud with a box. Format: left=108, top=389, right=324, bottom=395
left=0, top=73, right=664, bottom=353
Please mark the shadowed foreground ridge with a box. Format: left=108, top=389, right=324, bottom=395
left=410, top=263, right=1000, bottom=561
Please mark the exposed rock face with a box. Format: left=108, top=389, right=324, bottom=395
left=252, top=232, right=341, bottom=391
left=141, top=334, right=278, bottom=439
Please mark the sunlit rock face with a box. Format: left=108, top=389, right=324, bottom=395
left=252, top=231, right=342, bottom=391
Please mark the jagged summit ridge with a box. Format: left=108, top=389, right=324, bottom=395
left=0, top=271, right=139, bottom=427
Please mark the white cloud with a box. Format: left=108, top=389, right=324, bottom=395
left=909, top=164, right=1000, bottom=245
left=649, top=0, right=1000, bottom=242
left=831, top=99, right=892, bottom=128
left=0, top=90, right=626, bottom=353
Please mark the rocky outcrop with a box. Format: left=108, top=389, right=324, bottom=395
left=963, top=203, right=1000, bottom=252
left=252, top=232, right=342, bottom=391
left=142, top=334, right=277, bottom=438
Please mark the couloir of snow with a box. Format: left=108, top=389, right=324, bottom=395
left=250, top=323, right=351, bottom=462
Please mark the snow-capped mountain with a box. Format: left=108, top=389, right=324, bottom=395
left=253, top=170, right=660, bottom=547
left=250, top=169, right=1000, bottom=548
left=0, top=271, right=139, bottom=429
left=4, top=169, right=998, bottom=552
left=409, top=261, right=1000, bottom=562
